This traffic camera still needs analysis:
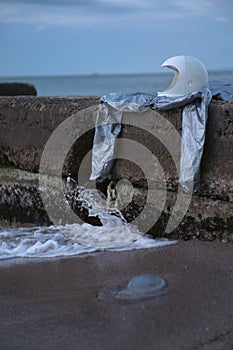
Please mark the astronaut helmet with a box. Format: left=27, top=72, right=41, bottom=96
left=157, top=55, right=208, bottom=97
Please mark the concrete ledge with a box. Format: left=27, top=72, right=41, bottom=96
left=0, top=96, right=99, bottom=172
left=0, top=96, right=232, bottom=239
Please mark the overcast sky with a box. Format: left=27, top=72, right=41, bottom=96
left=0, top=0, right=232, bottom=76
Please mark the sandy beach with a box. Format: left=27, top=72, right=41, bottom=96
left=0, top=240, right=233, bottom=350
left=1, top=1, right=233, bottom=349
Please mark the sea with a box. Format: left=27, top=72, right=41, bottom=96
left=0, top=71, right=232, bottom=261
left=0, top=71, right=233, bottom=96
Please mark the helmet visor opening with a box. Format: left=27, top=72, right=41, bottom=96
left=165, top=66, right=179, bottom=92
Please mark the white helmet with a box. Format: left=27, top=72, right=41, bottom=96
left=157, top=55, right=208, bottom=97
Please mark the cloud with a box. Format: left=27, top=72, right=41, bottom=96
left=215, top=17, right=229, bottom=23
left=1, top=0, right=94, bottom=6
left=174, top=0, right=211, bottom=12
left=0, top=0, right=231, bottom=27
left=0, top=1, right=105, bottom=27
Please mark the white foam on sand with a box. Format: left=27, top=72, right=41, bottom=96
left=0, top=187, right=176, bottom=260
left=0, top=224, right=176, bottom=260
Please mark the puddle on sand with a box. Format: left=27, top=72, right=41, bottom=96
left=99, top=274, right=167, bottom=302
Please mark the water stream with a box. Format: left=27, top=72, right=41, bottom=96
left=0, top=178, right=176, bottom=260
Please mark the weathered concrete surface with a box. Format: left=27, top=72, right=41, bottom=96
left=0, top=241, right=233, bottom=350
left=0, top=96, right=99, bottom=172
left=111, top=101, right=233, bottom=200
left=0, top=96, right=232, bottom=240
left=0, top=97, right=232, bottom=195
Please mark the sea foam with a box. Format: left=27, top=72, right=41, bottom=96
left=0, top=184, right=176, bottom=260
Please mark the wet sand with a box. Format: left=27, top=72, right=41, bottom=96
left=0, top=240, right=233, bottom=350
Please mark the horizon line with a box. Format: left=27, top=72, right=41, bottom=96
left=0, top=69, right=233, bottom=80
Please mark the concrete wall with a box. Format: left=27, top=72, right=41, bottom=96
left=0, top=96, right=232, bottom=241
